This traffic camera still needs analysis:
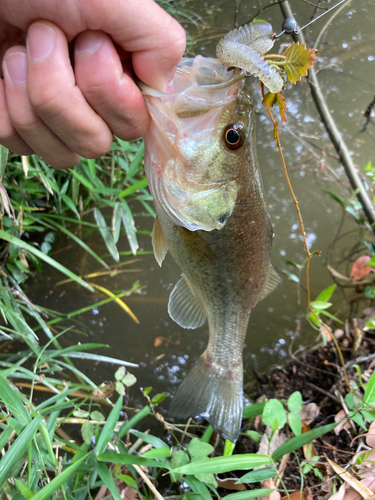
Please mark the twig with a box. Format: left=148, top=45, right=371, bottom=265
left=305, top=382, right=340, bottom=402
left=279, top=1, right=375, bottom=229
left=133, top=464, right=165, bottom=500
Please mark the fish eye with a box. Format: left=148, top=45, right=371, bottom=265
left=224, top=124, right=245, bottom=150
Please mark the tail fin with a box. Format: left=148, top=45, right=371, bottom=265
left=169, top=355, right=243, bottom=442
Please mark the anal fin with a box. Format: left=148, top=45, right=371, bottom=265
left=168, top=275, right=206, bottom=329
left=152, top=216, right=168, bottom=266
left=258, top=265, right=282, bottom=302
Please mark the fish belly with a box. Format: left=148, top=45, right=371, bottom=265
left=157, top=196, right=271, bottom=442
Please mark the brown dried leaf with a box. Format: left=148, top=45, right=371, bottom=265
left=281, top=492, right=306, bottom=500
left=154, top=337, right=164, bottom=347
left=327, top=484, right=346, bottom=500
left=277, top=94, right=287, bottom=122
left=350, top=256, right=375, bottom=281
left=366, top=422, right=375, bottom=448
left=261, top=479, right=281, bottom=500
left=300, top=403, right=320, bottom=425
left=258, top=428, right=288, bottom=457
left=216, top=477, right=246, bottom=491
left=334, top=410, right=351, bottom=435
left=327, top=457, right=375, bottom=500
left=302, top=423, right=319, bottom=460
left=280, top=42, right=318, bottom=84
left=343, top=477, right=375, bottom=500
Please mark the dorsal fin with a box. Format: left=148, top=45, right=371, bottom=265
left=152, top=216, right=168, bottom=267
left=168, top=275, right=206, bottom=329
left=176, top=226, right=213, bottom=265
left=258, top=265, right=282, bottom=302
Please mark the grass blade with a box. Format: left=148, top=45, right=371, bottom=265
left=95, top=396, right=123, bottom=456
left=243, top=402, right=266, bottom=419
left=172, top=454, right=272, bottom=475
left=0, top=376, right=30, bottom=425
left=94, top=208, right=119, bottom=263
left=0, top=415, right=43, bottom=488
left=236, top=467, right=277, bottom=484
left=118, top=406, right=150, bottom=439
left=224, top=490, right=277, bottom=500
left=30, top=454, right=89, bottom=500
left=272, top=422, right=337, bottom=462
left=120, top=200, right=139, bottom=255
left=98, top=452, right=170, bottom=469
left=0, top=230, right=94, bottom=292
left=90, top=283, right=139, bottom=324
left=94, top=461, right=122, bottom=500
left=118, top=178, right=148, bottom=198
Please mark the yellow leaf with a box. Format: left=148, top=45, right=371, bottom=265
left=326, top=457, right=375, bottom=500
left=262, top=92, right=277, bottom=108
left=280, top=42, right=318, bottom=85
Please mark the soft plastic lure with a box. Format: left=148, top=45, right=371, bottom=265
left=216, top=22, right=283, bottom=93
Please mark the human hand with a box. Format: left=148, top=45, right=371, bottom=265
left=0, top=0, right=186, bottom=168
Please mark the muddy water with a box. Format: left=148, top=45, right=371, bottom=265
left=25, top=0, right=374, bottom=410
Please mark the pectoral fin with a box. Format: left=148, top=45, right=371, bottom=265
left=258, top=265, right=282, bottom=302
left=176, top=226, right=213, bottom=265
left=152, top=216, right=168, bottom=267
left=168, top=275, right=206, bottom=329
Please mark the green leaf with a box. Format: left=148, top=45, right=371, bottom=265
left=98, top=452, right=170, bottom=469
left=310, top=301, right=332, bottom=310
left=224, top=490, right=277, bottom=500
left=243, top=402, right=266, bottom=419
left=272, top=422, right=337, bottom=462
left=82, top=421, right=95, bottom=445
left=367, top=256, right=375, bottom=268
left=288, top=391, right=302, bottom=413
left=123, top=373, right=137, bottom=387
left=0, top=376, right=30, bottom=425
left=94, top=208, right=119, bottom=263
left=262, top=399, right=287, bottom=429
left=39, top=422, right=57, bottom=466
left=201, top=425, right=214, bottom=443
left=90, top=411, right=105, bottom=421
left=0, top=230, right=94, bottom=292
left=60, top=193, right=80, bottom=219
left=112, top=202, right=122, bottom=244
left=73, top=409, right=90, bottom=418
left=131, top=430, right=169, bottom=449
left=171, top=454, right=272, bottom=475
left=118, top=177, right=148, bottom=198
left=322, top=189, right=345, bottom=210
left=315, top=284, right=337, bottom=303
left=223, top=439, right=236, bottom=456
left=121, top=200, right=139, bottom=255
left=94, top=461, right=122, bottom=500
left=282, top=270, right=299, bottom=283
left=115, top=366, right=126, bottom=381
left=143, top=448, right=171, bottom=459
left=0, top=145, right=8, bottom=180
left=365, top=317, right=375, bottom=329
left=236, top=467, right=277, bottom=484
left=364, top=370, right=375, bottom=406
left=171, top=450, right=190, bottom=469
left=15, top=479, right=34, bottom=500
left=116, top=474, right=139, bottom=489
left=0, top=415, right=43, bottom=488
left=95, top=395, right=123, bottom=456
left=245, top=430, right=262, bottom=443
left=127, top=142, right=144, bottom=179
left=151, top=392, right=167, bottom=405
left=288, top=412, right=302, bottom=436
left=31, top=454, right=88, bottom=500
left=118, top=406, right=150, bottom=439
left=188, top=438, right=214, bottom=458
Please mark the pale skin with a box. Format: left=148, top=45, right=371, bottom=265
left=0, top=0, right=186, bottom=169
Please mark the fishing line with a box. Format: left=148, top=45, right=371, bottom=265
left=274, top=0, right=349, bottom=37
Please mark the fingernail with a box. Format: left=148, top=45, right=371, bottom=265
left=75, top=31, right=103, bottom=55
left=28, top=23, right=55, bottom=61
left=4, top=52, right=27, bottom=86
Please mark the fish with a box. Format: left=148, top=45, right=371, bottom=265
left=142, top=53, right=281, bottom=442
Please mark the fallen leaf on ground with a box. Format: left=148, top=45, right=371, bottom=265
left=366, top=422, right=375, bottom=448
left=334, top=329, right=345, bottom=339
left=300, top=403, right=320, bottom=425
left=354, top=449, right=375, bottom=479
left=302, top=423, right=319, bottom=461
left=327, top=484, right=346, bottom=500
left=258, top=428, right=287, bottom=458
left=343, top=477, right=375, bottom=500
left=216, top=477, right=246, bottom=491
left=261, top=479, right=281, bottom=500
left=281, top=492, right=307, bottom=500
left=334, top=410, right=351, bottom=435
left=327, top=457, right=375, bottom=500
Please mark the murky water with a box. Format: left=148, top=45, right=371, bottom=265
left=25, top=0, right=374, bottom=411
